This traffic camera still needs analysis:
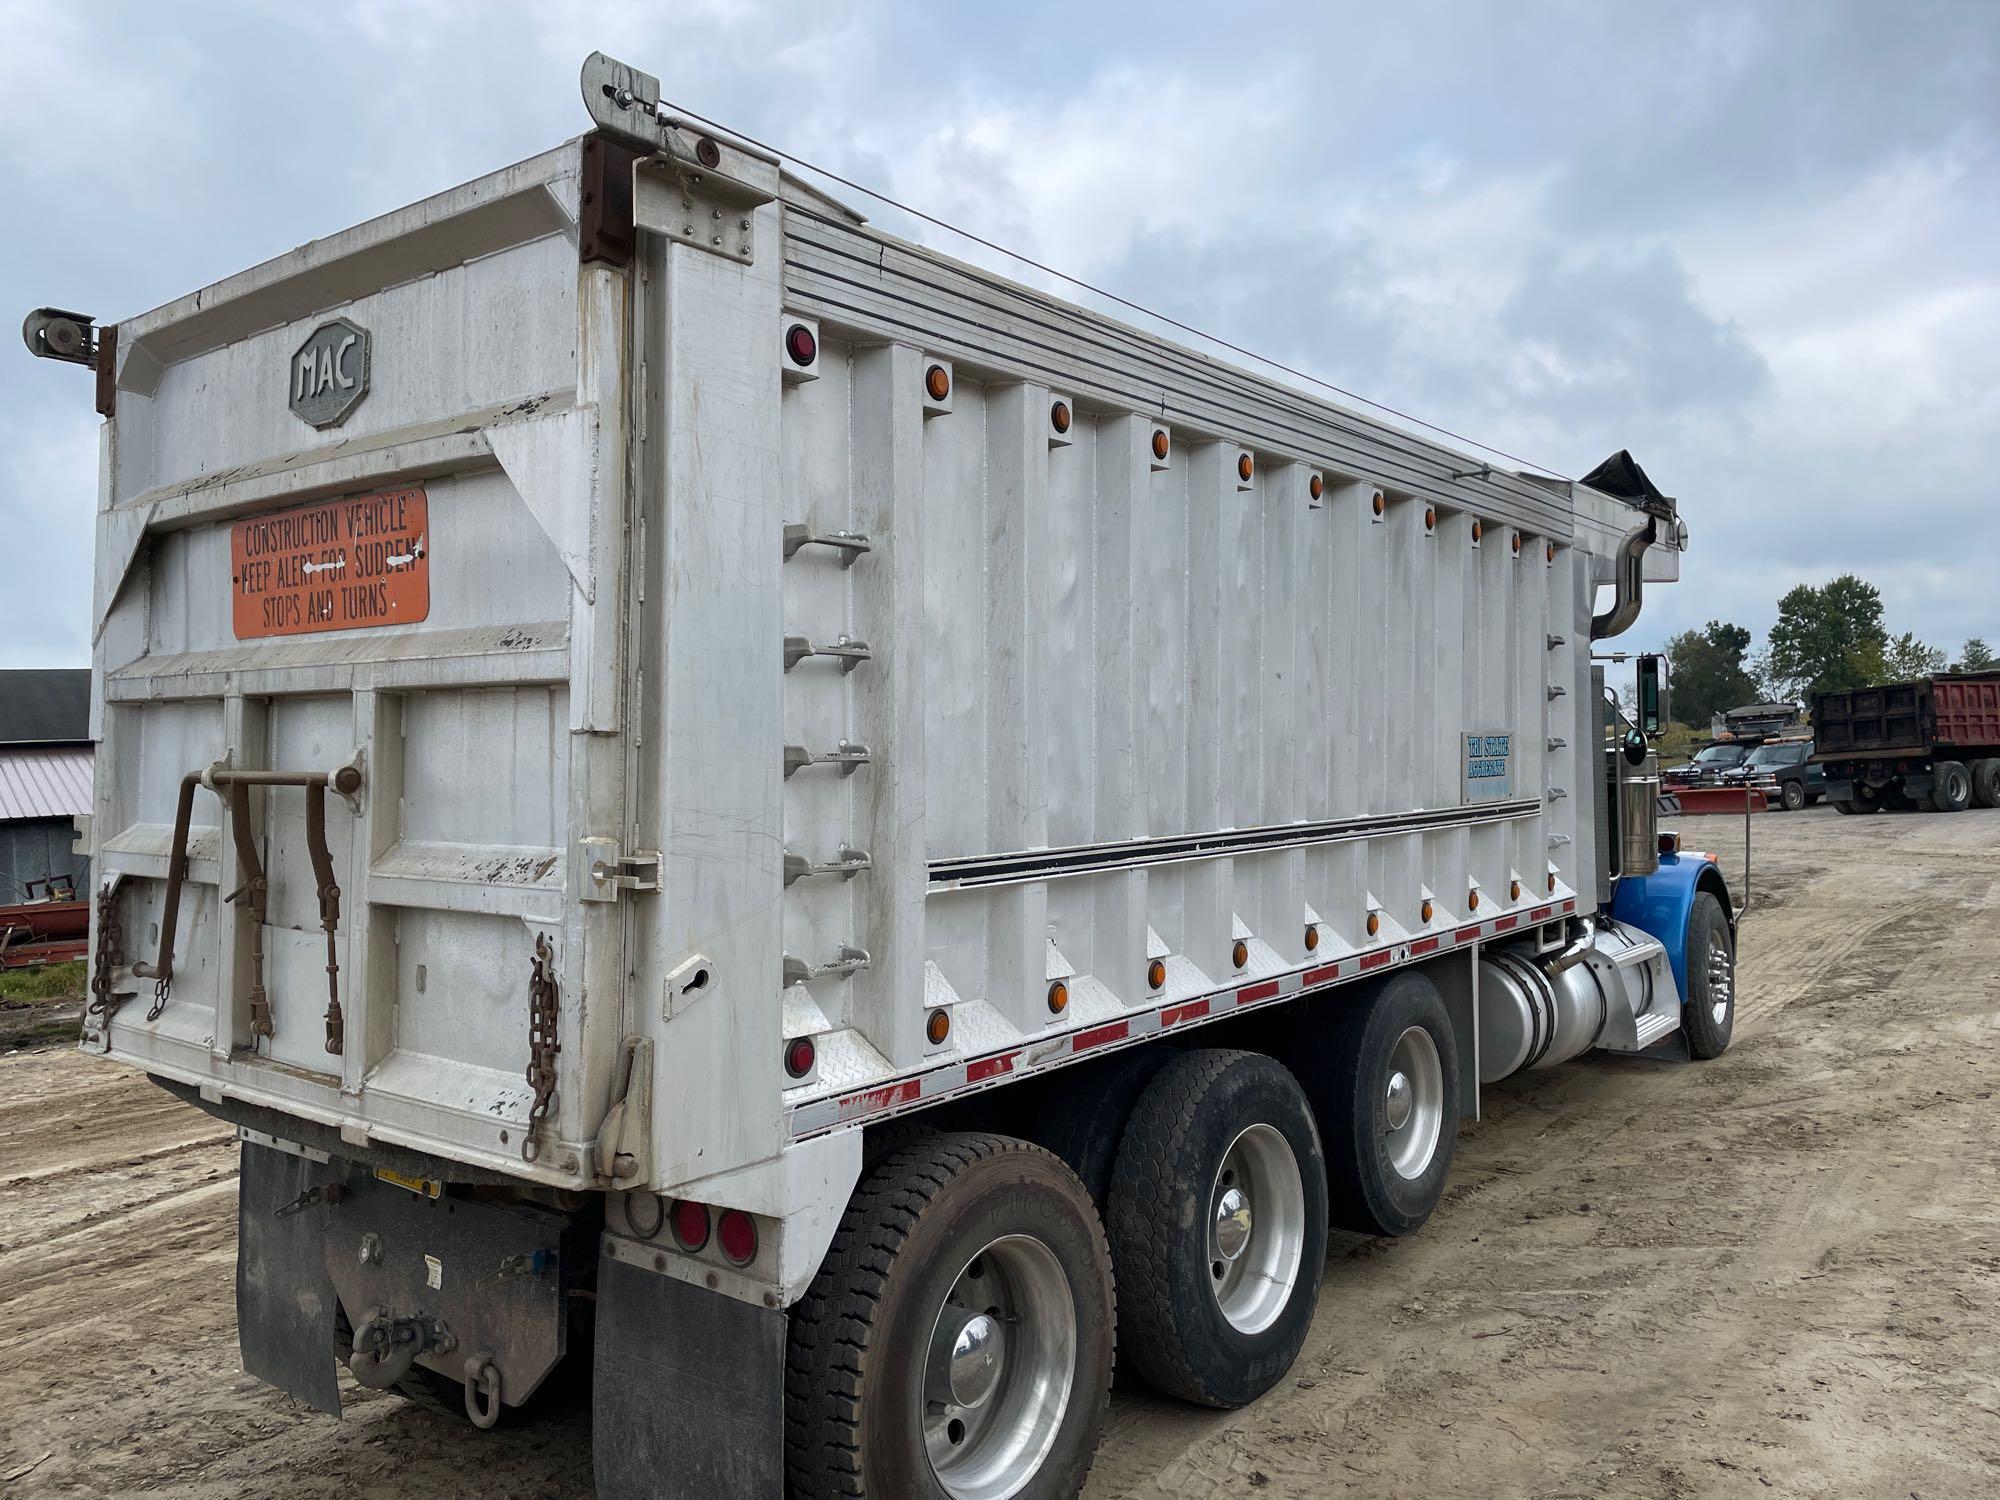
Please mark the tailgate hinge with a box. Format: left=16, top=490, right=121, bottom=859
left=580, top=837, right=661, bottom=902
left=595, top=1037, right=655, bottom=1184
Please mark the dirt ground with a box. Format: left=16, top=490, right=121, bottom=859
left=4, top=806, right=1997, bottom=1498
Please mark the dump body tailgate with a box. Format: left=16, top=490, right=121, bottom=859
left=84, top=142, right=633, bottom=1187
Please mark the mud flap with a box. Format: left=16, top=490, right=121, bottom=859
left=236, top=1140, right=342, bottom=1415
left=593, top=1252, right=785, bottom=1498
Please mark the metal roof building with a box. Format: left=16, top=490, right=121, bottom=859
left=0, top=746, right=94, bottom=821
left=0, top=669, right=93, bottom=899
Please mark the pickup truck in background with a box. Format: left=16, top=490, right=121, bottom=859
left=1719, top=737, right=1822, bottom=812
left=1662, top=740, right=1751, bottom=793
left=1814, top=674, right=2000, bottom=814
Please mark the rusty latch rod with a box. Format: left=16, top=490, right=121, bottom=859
left=223, top=779, right=273, bottom=1039
left=132, top=765, right=361, bottom=1048
left=305, top=786, right=344, bottom=1054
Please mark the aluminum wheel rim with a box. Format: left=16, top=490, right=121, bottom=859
left=923, top=1234, right=1076, bottom=1500
left=1383, top=1026, right=1445, bottom=1180
left=1207, top=1122, right=1306, bottom=1335
left=1707, top=928, right=1734, bottom=1027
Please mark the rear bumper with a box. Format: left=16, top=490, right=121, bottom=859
left=235, top=1138, right=589, bottom=1415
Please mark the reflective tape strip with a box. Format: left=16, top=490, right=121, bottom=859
left=786, top=898, right=1584, bottom=1138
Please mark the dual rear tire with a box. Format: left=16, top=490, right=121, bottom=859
left=784, top=977, right=1465, bottom=1496
left=1974, top=759, right=2000, bottom=809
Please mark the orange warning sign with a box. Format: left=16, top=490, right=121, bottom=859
left=231, top=488, right=430, bottom=639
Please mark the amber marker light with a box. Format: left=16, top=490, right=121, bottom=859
left=1152, top=429, right=1171, bottom=461
left=1471, top=519, right=1483, bottom=543
left=1424, top=506, right=1437, bottom=531
left=1232, top=940, right=1249, bottom=969
left=1304, top=925, right=1320, bottom=952
left=1237, top=453, right=1254, bottom=482
left=1469, top=889, right=1481, bottom=911
left=1047, top=980, right=1069, bottom=1015
left=1547, top=872, right=1558, bottom=893
left=1366, top=912, right=1381, bottom=938
left=1420, top=899, right=1434, bottom=924
left=1309, top=473, right=1324, bottom=500
left=1050, top=400, right=1072, bottom=434
left=1147, top=958, right=1167, bottom=989
left=1546, top=541, right=1556, bottom=564
left=925, top=364, right=952, bottom=402
left=926, top=1008, right=951, bottom=1045
left=1510, top=879, right=1522, bottom=901
left=1371, top=492, right=1385, bottom=517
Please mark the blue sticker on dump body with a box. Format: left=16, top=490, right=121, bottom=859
left=1461, top=732, right=1513, bottom=803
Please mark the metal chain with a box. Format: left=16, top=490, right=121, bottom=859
left=85, top=885, right=123, bottom=1050
left=522, top=933, right=560, bottom=1162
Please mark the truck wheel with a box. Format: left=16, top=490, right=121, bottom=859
left=1289, top=971, right=1460, bottom=1239
left=1779, top=779, right=1806, bottom=812
left=1034, top=1049, right=1171, bottom=1208
left=1682, top=891, right=1735, bottom=1060
left=1972, top=759, right=2000, bottom=809
left=1104, top=1050, right=1327, bottom=1408
left=1931, top=761, right=1973, bottom=813
left=785, top=1134, right=1114, bottom=1500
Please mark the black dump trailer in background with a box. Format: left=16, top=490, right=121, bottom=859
left=1813, top=673, right=2000, bottom=814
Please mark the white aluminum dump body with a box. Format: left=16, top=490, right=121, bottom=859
left=83, top=117, right=1678, bottom=1223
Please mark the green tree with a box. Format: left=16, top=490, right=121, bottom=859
left=1761, top=574, right=1888, bottom=703
left=1957, top=638, right=1995, bottom=672
left=1664, top=619, right=1761, bottom=727
left=1882, top=631, right=1946, bottom=681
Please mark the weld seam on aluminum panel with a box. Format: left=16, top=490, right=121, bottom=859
left=929, top=798, right=1540, bottom=889
left=784, top=897, right=1580, bottom=1139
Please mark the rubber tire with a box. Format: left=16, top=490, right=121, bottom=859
left=1288, top=970, right=1461, bottom=1239
left=785, top=1134, right=1115, bottom=1500
left=1973, top=759, right=2000, bottom=809
left=1779, top=779, right=1806, bottom=813
left=1931, top=761, right=1972, bottom=813
left=1035, top=1049, right=1172, bottom=1208
left=1104, top=1050, right=1327, bottom=1408
left=1833, top=799, right=1862, bottom=815
left=1682, top=891, right=1735, bottom=1060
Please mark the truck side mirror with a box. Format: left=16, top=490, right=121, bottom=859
left=1637, top=654, right=1668, bottom=737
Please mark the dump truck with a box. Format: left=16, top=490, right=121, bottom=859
left=26, top=52, right=1735, bottom=1499
left=1814, top=673, right=2000, bottom=813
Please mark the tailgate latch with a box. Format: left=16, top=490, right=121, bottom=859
left=579, top=838, right=660, bottom=902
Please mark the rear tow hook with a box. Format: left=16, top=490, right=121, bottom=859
left=463, top=1353, right=502, bottom=1429
left=345, top=1310, right=455, bottom=1391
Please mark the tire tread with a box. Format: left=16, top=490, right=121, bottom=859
left=784, top=1133, right=1113, bottom=1499
left=1103, top=1050, right=1243, bottom=1404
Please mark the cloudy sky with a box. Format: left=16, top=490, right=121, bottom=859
left=4, top=0, right=1995, bottom=671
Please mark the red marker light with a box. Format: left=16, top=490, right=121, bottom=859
left=784, top=1036, right=816, bottom=1079
left=718, top=1209, right=758, bottom=1266
left=784, top=323, right=818, bottom=367
left=671, top=1199, right=710, bottom=1253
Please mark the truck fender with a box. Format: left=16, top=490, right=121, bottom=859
left=1609, top=852, right=1733, bottom=1006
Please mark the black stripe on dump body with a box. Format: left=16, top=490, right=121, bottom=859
left=929, top=798, right=1542, bottom=890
